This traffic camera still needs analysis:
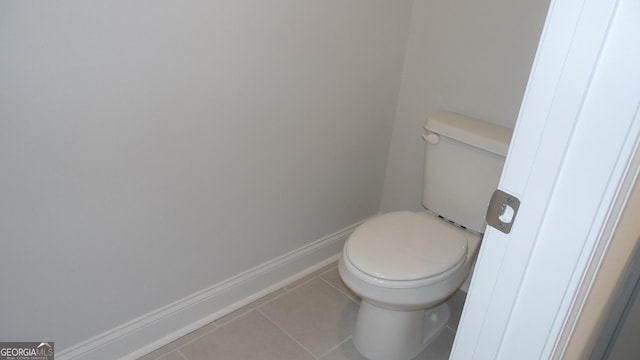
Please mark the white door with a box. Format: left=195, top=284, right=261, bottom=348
left=450, top=0, right=640, bottom=358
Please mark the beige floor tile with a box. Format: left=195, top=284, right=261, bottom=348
left=318, top=339, right=367, bottom=360
left=320, top=328, right=456, bottom=360
left=157, top=351, right=186, bottom=360
left=446, top=290, right=467, bottom=331
left=213, top=288, right=287, bottom=326
left=412, top=328, right=456, bottom=360
left=284, top=262, right=338, bottom=290
left=137, top=322, right=217, bottom=360
left=137, top=348, right=166, bottom=360
left=260, top=278, right=359, bottom=357
left=320, top=266, right=359, bottom=302
left=180, top=310, right=314, bottom=360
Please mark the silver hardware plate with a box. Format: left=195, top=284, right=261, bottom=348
left=486, top=190, right=520, bottom=234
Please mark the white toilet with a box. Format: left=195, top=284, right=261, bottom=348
left=338, top=111, right=512, bottom=360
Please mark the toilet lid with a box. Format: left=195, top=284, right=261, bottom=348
left=345, top=211, right=468, bottom=282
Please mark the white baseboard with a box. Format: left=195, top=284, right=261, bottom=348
left=56, top=221, right=362, bottom=360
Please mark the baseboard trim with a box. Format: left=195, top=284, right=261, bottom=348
left=57, top=221, right=362, bottom=360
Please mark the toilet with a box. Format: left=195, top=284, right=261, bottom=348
left=338, top=111, right=512, bottom=360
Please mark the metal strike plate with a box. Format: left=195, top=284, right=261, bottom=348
left=486, top=190, right=520, bottom=234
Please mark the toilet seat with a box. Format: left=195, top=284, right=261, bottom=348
left=344, top=211, right=469, bottom=289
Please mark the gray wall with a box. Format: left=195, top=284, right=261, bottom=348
left=380, top=0, right=550, bottom=213
left=0, top=0, right=411, bottom=349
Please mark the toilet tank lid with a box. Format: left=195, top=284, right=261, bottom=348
left=425, top=111, right=513, bottom=156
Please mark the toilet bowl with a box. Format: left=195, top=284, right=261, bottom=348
left=339, top=211, right=480, bottom=360
left=338, top=112, right=512, bottom=360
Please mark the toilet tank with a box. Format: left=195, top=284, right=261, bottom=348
left=422, top=112, right=512, bottom=233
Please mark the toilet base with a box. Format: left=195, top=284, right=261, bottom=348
left=353, top=301, right=450, bottom=360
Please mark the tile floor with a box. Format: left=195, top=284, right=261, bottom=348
left=138, top=262, right=466, bottom=360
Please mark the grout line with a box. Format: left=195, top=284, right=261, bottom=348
left=257, top=288, right=290, bottom=305
left=318, top=276, right=359, bottom=304
left=176, top=348, right=189, bottom=360
left=253, top=266, right=356, bottom=359
left=283, top=278, right=313, bottom=292
left=316, top=267, right=360, bottom=303
left=156, top=317, right=233, bottom=357
left=257, top=308, right=319, bottom=359
left=315, top=335, right=353, bottom=359
left=214, top=289, right=289, bottom=327
left=283, top=273, right=323, bottom=292
left=176, top=309, right=271, bottom=355
left=213, top=307, right=260, bottom=328
left=142, top=323, right=220, bottom=360
left=318, top=266, right=338, bottom=277
left=146, top=289, right=304, bottom=358
left=282, top=262, right=339, bottom=292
